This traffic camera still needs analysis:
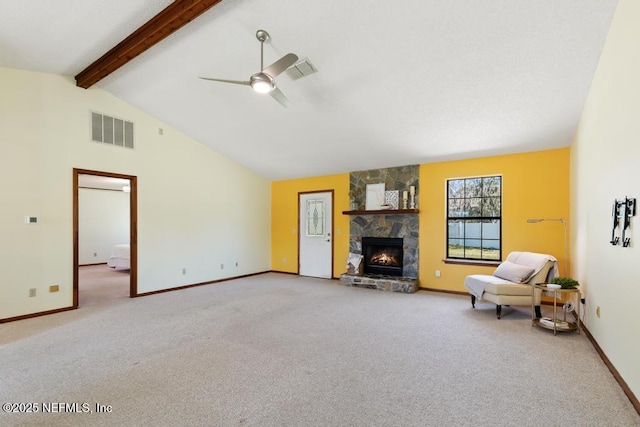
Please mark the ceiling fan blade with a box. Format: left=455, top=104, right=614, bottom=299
left=269, top=86, right=290, bottom=108
left=199, top=77, right=250, bottom=86
left=263, top=53, right=298, bottom=78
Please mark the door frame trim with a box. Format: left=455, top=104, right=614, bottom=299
left=297, top=189, right=335, bottom=278
left=73, top=168, right=138, bottom=307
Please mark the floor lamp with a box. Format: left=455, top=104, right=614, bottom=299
left=526, top=218, right=568, bottom=277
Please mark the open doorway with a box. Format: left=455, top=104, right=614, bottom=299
left=73, top=168, right=137, bottom=307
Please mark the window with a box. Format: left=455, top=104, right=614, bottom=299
left=305, top=199, right=325, bottom=236
left=447, top=176, right=501, bottom=261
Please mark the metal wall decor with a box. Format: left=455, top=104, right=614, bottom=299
left=610, top=197, right=636, bottom=247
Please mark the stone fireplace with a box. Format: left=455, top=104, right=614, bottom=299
left=339, top=165, right=419, bottom=293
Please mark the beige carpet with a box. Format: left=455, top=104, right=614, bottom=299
left=1, top=273, right=638, bottom=426
left=79, top=264, right=130, bottom=307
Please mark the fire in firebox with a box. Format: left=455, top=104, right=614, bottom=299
left=370, top=251, right=400, bottom=266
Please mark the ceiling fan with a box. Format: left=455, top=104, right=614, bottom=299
left=200, top=30, right=298, bottom=107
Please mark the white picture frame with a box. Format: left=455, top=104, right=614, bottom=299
left=365, top=183, right=386, bottom=210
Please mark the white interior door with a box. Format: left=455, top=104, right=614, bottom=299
left=299, top=192, right=333, bottom=279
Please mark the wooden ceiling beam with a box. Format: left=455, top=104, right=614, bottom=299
left=75, top=0, right=222, bottom=89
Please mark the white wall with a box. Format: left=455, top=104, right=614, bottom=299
left=572, top=0, right=640, bottom=399
left=78, top=188, right=129, bottom=264
left=0, top=67, right=271, bottom=319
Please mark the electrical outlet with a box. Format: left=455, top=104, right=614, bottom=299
left=182, top=268, right=186, bottom=275
left=235, top=262, right=238, bottom=267
left=220, top=264, right=224, bottom=269
left=93, top=252, right=97, bottom=257
left=435, top=270, right=441, bottom=278
left=29, top=288, right=36, bottom=297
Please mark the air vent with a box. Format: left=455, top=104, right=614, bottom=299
left=91, top=112, right=134, bottom=149
left=286, top=58, right=317, bottom=80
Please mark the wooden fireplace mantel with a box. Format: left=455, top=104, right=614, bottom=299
left=342, top=209, right=419, bottom=215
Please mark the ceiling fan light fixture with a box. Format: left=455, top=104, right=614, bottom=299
left=251, top=80, right=274, bottom=93
left=250, top=73, right=275, bottom=93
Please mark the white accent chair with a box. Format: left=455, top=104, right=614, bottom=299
left=464, top=251, right=558, bottom=319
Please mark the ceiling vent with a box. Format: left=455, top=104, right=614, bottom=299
left=286, top=58, right=317, bottom=80
left=91, top=111, right=134, bottom=149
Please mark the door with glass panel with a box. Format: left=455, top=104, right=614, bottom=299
left=299, top=191, right=333, bottom=279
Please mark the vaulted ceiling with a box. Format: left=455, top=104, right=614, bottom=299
left=0, top=0, right=619, bottom=180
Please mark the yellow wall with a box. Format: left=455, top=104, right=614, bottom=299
left=271, top=174, right=350, bottom=278
left=419, top=148, right=570, bottom=291
left=271, top=148, right=569, bottom=287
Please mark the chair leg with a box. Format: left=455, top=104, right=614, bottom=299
left=471, top=295, right=476, bottom=308
left=496, top=305, right=502, bottom=319
left=535, top=305, right=542, bottom=318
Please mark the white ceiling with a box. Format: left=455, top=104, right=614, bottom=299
left=0, top=1, right=619, bottom=180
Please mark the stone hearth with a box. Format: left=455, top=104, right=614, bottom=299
left=339, top=274, right=418, bottom=293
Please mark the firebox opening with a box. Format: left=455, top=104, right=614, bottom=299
left=362, top=237, right=404, bottom=277
left=370, top=248, right=402, bottom=267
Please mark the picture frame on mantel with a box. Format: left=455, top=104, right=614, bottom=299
left=365, top=183, right=386, bottom=210
left=385, top=190, right=399, bottom=209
